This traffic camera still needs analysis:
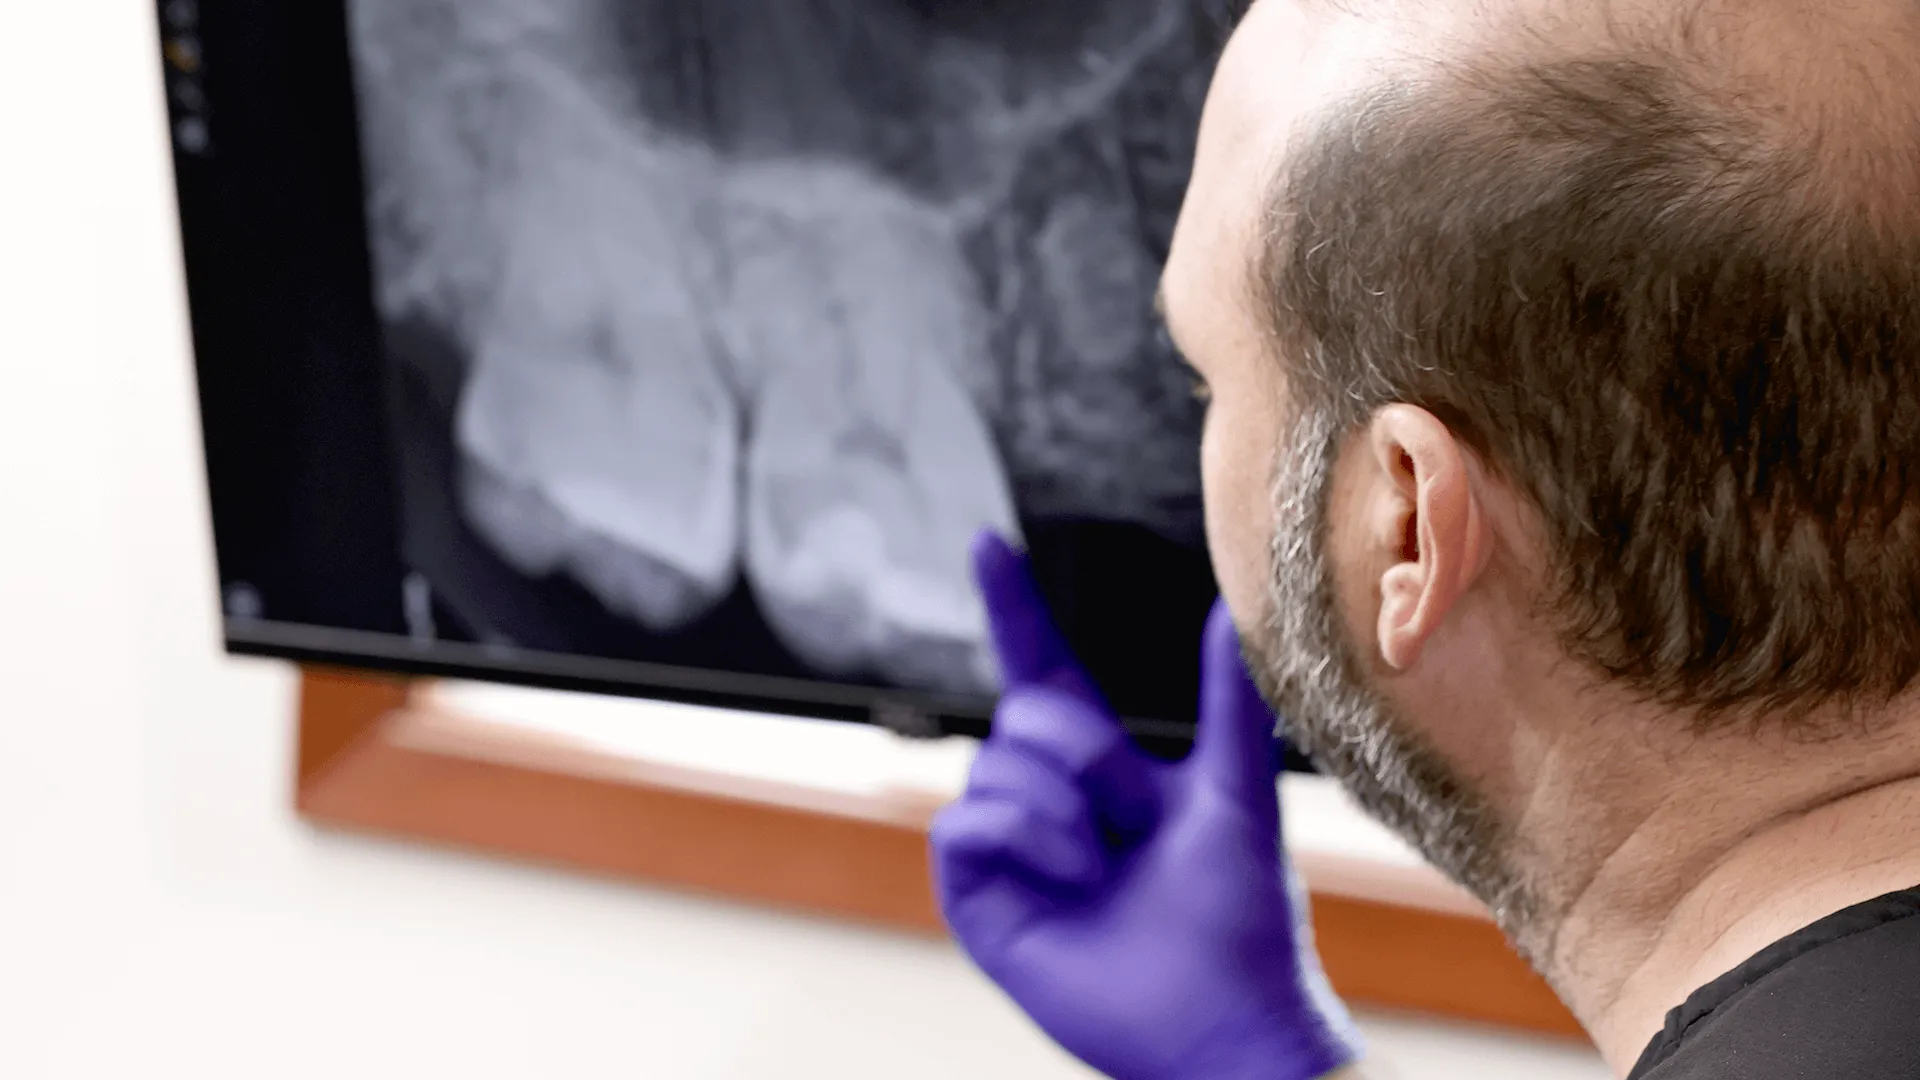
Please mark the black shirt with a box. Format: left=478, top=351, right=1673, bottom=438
left=1627, top=886, right=1920, bottom=1079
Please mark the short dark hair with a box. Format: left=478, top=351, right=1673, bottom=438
left=1258, top=48, right=1920, bottom=728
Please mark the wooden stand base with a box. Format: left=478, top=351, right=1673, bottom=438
left=295, top=666, right=1584, bottom=1040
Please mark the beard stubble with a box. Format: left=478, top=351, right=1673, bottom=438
left=1242, top=403, right=1553, bottom=966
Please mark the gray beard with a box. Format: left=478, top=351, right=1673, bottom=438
left=1246, top=404, right=1550, bottom=964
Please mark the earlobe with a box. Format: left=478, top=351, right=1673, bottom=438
left=1368, top=406, right=1489, bottom=672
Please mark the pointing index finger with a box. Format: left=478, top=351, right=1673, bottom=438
left=972, top=530, right=1102, bottom=703
left=1193, top=600, right=1284, bottom=815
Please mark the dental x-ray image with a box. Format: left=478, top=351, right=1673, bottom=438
left=344, top=0, right=1235, bottom=706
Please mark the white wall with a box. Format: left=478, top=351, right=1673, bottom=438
left=0, top=4, right=1609, bottom=1078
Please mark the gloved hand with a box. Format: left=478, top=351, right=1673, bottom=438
left=932, top=532, right=1362, bottom=1080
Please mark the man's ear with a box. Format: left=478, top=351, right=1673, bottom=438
left=1364, top=405, right=1491, bottom=671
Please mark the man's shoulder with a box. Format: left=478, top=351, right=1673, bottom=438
left=1630, top=887, right=1920, bottom=1080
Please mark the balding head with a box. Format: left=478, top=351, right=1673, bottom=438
left=1165, top=0, right=1920, bottom=952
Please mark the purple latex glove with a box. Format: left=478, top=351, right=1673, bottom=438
left=932, top=532, right=1361, bottom=1080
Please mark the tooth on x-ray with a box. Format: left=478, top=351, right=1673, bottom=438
left=723, top=161, right=1021, bottom=695
left=453, top=102, right=742, bottom=633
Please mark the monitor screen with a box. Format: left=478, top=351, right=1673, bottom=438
left=161, top=0, right=1284, bottom=755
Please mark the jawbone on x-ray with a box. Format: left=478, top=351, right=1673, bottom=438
left=347, top=0, right=1225, bottom=697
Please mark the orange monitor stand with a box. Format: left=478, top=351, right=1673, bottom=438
left=294, top=665, right=1583, bottom=1040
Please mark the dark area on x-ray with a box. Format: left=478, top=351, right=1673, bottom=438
left=346, top=0, right=1240, bottom=724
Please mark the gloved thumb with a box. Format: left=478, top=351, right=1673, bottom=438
left=1192, top=600, right=1283, bottom=820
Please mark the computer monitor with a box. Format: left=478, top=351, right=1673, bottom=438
left=159, top=0, right=1290, bottom=757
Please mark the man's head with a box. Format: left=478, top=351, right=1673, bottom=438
left=1163, top=0, right=1920, bottom=961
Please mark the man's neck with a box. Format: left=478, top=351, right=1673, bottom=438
left=1534, top=713, right=1920, bottom=1076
